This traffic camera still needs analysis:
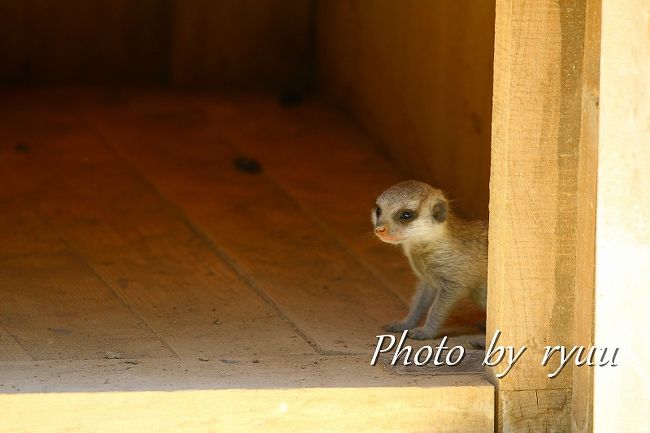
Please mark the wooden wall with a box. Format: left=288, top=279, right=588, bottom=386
left=171, top=0, right=312, bottom=90
left=315, top=0, right=496, bottom=219
left=0, top=0, right=173, bottom=84
left=0, top=0, right=312, bottom=89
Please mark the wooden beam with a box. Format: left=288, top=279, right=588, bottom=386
left=0, top=354, right=488, bottom=393
left=572, top=0, right=600, bottom=431
left=498, top=389, right=571, bottom=433
left=489, top=1, right=586, bottom=430
left=0, top=382, right=493, bottom=433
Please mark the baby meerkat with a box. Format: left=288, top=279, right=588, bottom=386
left=371, top=180, right=487, bottom=340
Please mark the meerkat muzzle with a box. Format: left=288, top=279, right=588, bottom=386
left=374, top=226, right=402, bottom=243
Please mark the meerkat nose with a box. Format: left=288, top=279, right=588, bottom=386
left=375, top=226, right=386, bottom=234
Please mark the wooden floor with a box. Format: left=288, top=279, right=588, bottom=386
left=0, top=88, right=492, bottom=433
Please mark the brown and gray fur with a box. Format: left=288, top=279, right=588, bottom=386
left=371, top=180, right=487, bottom=340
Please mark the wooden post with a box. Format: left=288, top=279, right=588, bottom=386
left=572, top=0, right=600, bottom=431
left=489, top=1, right=586, bottom=431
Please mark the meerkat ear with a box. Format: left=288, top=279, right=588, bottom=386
left=431, top=199, right=447, bottom=223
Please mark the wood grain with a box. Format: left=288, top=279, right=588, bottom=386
left=0, top=0, right=172, bottom=83
left=0, top=379, right=493, bottom=433
left=316, top=0, right=495, bottom=219
left=84, top=92, right=409, bottom=355
left=0, top=96, right=311, bottom=361
left=0, top=0, right=311, bottom=88
left=498, top=389, right=571, bottom=433
left=0, top=180, right=172, bottom=361
left=170, top=0, right=311, bottom=90
left=572, top=0, right=600, bottom=431
left=489, top=0, right=586, bottom=430
left=0, top=327, right=31, bottom=362
left=0, top=354, right=489, bottom=393
left=202, top=98, right=414, bottom=299
left=198, top=96, right=485, bottom=334
left=488, top=0, right=584, bottom=389
left=0, top=89, right=495, bottom=433
left=1, top=353, right=494, bottom=432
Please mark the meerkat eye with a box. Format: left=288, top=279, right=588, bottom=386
left=375, top=206, right=382, bottom=218
left=399, top=210, right=414, bottom=221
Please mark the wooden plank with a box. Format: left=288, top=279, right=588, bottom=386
left=0, top=99, right=311, bottom=361
left=85, top=92, right=411, bottom=355
left=200, top=98, right=414, bottom=297
left=170, top=0, right=311, bottom=90
left=0, top=361, right=494, bottom=433
left=0, top=327, right=31, bottom=362
left=0, top=181, right=172, bottom=361
left=592, top=1, right=650, bottom=432
left=0, top=354, right=490, bottom=393
left=0, top=0, right=172, bottom=83
left=498, top=389, right=571, bottom=433
left=572, top=0, right=600, bottom=431
left=0, top=178, right=68, bottom=261
left=0, top=387, right=493, bottom=433
left=0, top=251, right=172, bottom=361
left=316, top=0, right=495, bottom=219
left=198, top=96, right=485, bottom=335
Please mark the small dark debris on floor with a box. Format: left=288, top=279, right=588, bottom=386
left=198, top=356, right=209, bottom=362
left=278, top=90, right=304, bottom=107
left=220, top=359, right=240, bottom=365
left=234, top=156, right=262, bottom=174
left=14, top=142, right=30, bottom=153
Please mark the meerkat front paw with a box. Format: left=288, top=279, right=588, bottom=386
left=382, top=321, right=411, bottom=332
left=408, top=327, right=436, bottom=340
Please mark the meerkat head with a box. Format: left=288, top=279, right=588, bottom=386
left=371, top=180, right=449, bottom=245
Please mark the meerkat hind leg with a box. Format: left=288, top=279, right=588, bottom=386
left=408, top=284, right=460, bottom=340
left=382, top=281, right=436, bottom=332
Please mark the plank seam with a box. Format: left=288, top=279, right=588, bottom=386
left=238, top=154, right=409, bottom=308
left=0, top=173, right=36, bottom=361
left=0, top=170, right=176, bottom=360
left=81, top=113, right=331, bottom=357
left=0, top=325, right=34, bottom=361
left=43, top=218, right=181, bottom=359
